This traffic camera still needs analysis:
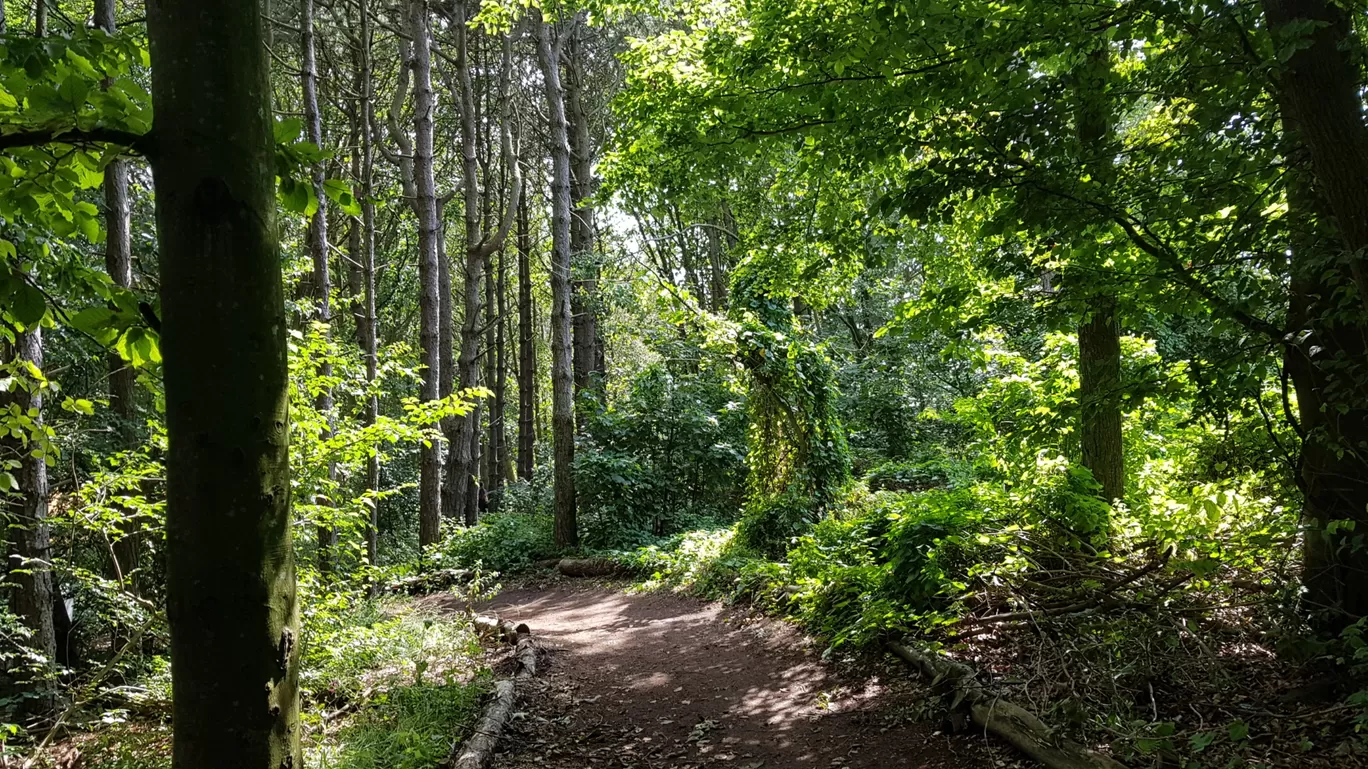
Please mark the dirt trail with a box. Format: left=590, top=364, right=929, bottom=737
left=467, top=584, right=1012, bottom=769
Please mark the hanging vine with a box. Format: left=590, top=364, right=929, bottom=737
left=731, top=259, right=851, bottom=557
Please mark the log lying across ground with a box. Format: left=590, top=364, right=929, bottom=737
left=449, top=622, right=538, bottom=769
left=886, top=640, right=1128, bottom=769
left=548, top=557, right=634, bottom=578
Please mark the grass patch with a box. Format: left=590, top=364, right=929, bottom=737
left=308, top=674, right=491, bottom=769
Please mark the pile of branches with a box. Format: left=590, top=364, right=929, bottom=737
left=921, top=542, right=1362, bottom=768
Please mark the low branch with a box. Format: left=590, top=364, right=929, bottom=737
left=0, top=126, right=151, bottom=156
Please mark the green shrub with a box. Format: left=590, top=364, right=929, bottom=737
left=433, top=512, right=558, bottom=574
left=300, top=591, right=482, bottom=703
left=310, top=675, right=490, bottom=769
left=577, top=365, right=747, bottom=549
left=866, top=457, right=951, bottom=492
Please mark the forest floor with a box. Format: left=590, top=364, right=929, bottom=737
left=430, top=581, right=1028, bottom=769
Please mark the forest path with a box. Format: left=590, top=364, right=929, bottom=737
left=459, top=583, right=1007, bottom=769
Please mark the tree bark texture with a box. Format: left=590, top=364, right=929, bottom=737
left=1073, top=49, right=1124, bottom=508
left=516, top=193, right=536, bottom=481
left=146, top=2, right=300, bottom=767
left=97, top=0, right=141, bottom=596
left=301, top=0, right=339, bottom=573
left=353, top=0, right=381, bottom=570
left=565, top=21, right=603, bottom=405
left=1262, top=0, right=1368, bottom=622
left=10, top=326, right=56, bottom=689
left=406, top=0, right=444, bottom=549
left=536, top=14, right=579, bottom=548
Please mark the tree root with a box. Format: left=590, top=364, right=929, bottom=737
left=886, top=640, right=1128, bottom=769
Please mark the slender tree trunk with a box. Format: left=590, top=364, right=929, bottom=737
left=1073, top=49, right=1124, bottom=508
left=439, top=208, right=462, bottom=519
left=9, top=326, right=56, bottom=700
left=301, top=0, right=339, bottom=573
left=494, top=227, right=510, bottom=488
left=484, top=244, right=497, bottom=494
left=516, top=193, right=536, bottom=481
left=565, top=21, right=603, bottom=405
left=536, top=13, right=578, bottom=548
left=1263, top=0, right=1368, bottom=624
left=407, top=0, right=444, bottom=549
left=32, top=0, right=43, bottom=37
left=147, top=2, right=300, bottom=766
left=353, top=0, right=381, bottom=571
left=706, top=219, right=730, bottom=310
left=448, top=0, right=484, bottom=526
left=450, top=12, right=522, bottom=523
left=96, top=0, right=141, bottom=596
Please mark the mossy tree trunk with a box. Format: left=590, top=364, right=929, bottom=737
left=146, top=2, right=300, bottom=766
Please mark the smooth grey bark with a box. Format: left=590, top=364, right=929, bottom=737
left=536, top=12, right=578, bottom=548
left=565, top=20, right=603, bottom=404
left=147, top=2, right=300, bottom=767
left=301, top=0, right=339, bottom=573
left=407, top=0, right=444, bottom=549
left=516, top=192, right=535, bottom=481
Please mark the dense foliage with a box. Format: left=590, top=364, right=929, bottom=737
left=5, top=0, right=1368, bottom=767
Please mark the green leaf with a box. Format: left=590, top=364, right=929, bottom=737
left=7, top=282, right=46, bottom=326
left=274, top=117, right=304, bottom=144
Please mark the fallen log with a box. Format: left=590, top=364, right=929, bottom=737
left=470, top=614, right=520, bottom=645
left=886, top=640, right=1128, bottom=769
left=556, top=558, right=631, bottom=578
left=448, top=624, right=539, bottom=769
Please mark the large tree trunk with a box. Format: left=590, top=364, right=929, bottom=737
left=1262, top=0, right=1368, bottom=624
left=301, top=0, right=339, bottom=573
left=565, top=22, right=603, bottom=405
left=96, top=0, right=141, bottom=597
left=516, top=193, right=536, bottom=481
left=407, top=0, right=444, bottom=549
left=9, top=327, right=56, bottom=701
left=147, top=2, right=300, bottom=767
left=536, top=13, right=579, bottom=548
left=1073, top=50, right=1124, bottom=508
left=1077, top=297, right=1124, bottom=504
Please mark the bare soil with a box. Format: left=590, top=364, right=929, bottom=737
left=462, top=582, right=1026, bottom=769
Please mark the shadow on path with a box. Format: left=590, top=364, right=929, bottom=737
left=455, top=584, right=1008, bottom=769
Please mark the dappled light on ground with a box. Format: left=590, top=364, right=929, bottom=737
left=464, top=585, right=1000, bottom=769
